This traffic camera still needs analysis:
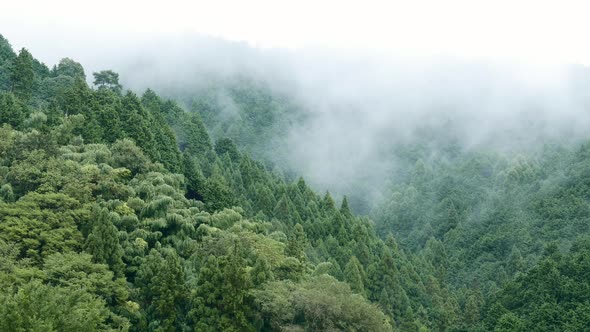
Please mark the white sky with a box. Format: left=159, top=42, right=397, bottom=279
left=2, top=0, right=590, bottom=65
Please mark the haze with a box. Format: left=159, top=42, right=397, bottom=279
left=3, top=0, right=590, bottom=212
left=3, top=0, right=590, bottom=65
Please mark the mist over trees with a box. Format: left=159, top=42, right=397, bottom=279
left=3, top=31, right=590, bottom=332
left=91, top=36, right=590, bottom=214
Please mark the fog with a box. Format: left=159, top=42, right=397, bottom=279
left=7, top=32, right=590, bottom=211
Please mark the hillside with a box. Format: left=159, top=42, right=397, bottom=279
left=3, top=34, right=590, bottom=332
left=0, top=35, right=453, bottom=332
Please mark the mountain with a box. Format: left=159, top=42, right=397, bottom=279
left=2, top=33, right=590, bottom=331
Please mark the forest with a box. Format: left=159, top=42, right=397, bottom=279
left=1, top=33, right=590, bottom=332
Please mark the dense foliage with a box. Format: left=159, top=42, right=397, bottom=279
left=0, top=35, right=456, bottom=332
left=3, top=34, right=590, bottom=331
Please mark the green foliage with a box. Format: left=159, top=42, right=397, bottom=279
left=214, top=137, right=240, bottom=162
left=86, top=207, right=125, bottom=277
left=10, top=48, right=35, bottom=101
left=136, top=248, right=186, bottom=331
left=253, top=275, right=393, bottom=331
left=93, top=70, right=122, bottom=93
left=54, top=58, right=86, bottom=80
left=0, top=280, right=121, bottom=332
left=10, top=35, right=590, bottom=332
left=0, top=92, right=27, bottom=129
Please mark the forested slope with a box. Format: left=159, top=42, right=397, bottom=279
left=0, top=35, right=461, bottom=332
left=3, top=34, right=590, bottom=332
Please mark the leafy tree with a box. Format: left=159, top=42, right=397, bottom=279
left=93, top=70, right=122, bottom=93
left=54, top=58, right=86, bottom=80
left=0, top=280, right=121, bottom=332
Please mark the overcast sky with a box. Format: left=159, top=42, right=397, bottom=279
left=2, top=0, right=590, bottom=66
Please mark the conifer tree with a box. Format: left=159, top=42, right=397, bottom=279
left=10, top=48, right=34, bottom=101
left=93, top=70, right=122, bottom=93
left=344, top=256, right=365, bottom=295
left=340, top=195, right=352, bottom=216
left=0, top=92, right=27, bottom=129
left=250, top=255, right=274, bottom=286
left=136, top=248, right=186, bottom=332
left=85, top=208, right=125, bottom=278
left=286, top=223, right=307, bottom=262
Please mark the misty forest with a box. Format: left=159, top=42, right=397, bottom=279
left=2, top=32, right=590, bottom=332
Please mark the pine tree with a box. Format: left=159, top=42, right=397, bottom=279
left=221, top=241, right=254, bottom=331
left=254, top=184, right=276, bottom=216
left=214, top=137, right=240, bottom=162
left=182, top=112, right=212, bottom=156
left=183, top=154, right=206, bottom=200
left=340, top=195, right=352, bottom=216
left=344, top=256, right=365, bottom=295
left=322, top=191, right=336, bottom=212
left=286, top=223, right=307, bottom=262
left=10, top=48, right=34, bottom=101
left=250, top=256, right=274, bottom=286
left=120, top=91, right=159, bottom=161
left=0, top=93, right=27, bottom=129
left=191, top=255, right=224, bottom=330
left=92, top=70, right=122, bottom=93
left=203, top=165, right=234, bottom=211
left=136, top=248, right=186, bottom=332
left=85, top=208, right=125, bottom=278
left=273, top=194, right=301, bottom=225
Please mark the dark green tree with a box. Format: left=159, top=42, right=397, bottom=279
left=93, top=70, right=122, bottom=93
left=9, top=48, right=34, bottom=101
left=344, top=256, right=365, bottom=295
left=85, top=208, right=125, bottom=278
left=136, top=248, right=186, bottom=332
left=0, top=93, right=27, bottom=128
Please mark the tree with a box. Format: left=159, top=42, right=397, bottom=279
left=0, top=280, right=120, bottom=332
left=0, top=34, right=16, bottom=91
left=190, top=249, right=255, bottom=332
left=85, top=208, right=125, bottom=278
left=183, top=154, right=206, bottom=200
left=181, top=112, right=212, bottom=156
left=54, top=58, right=86, bottom=80
left=344, top=256, right=365, bottom=295
left=221, top=241, right=254, bottom=331
left=0, top=92, right=27, bottom=128
left=203, top=168, right=234, bottom=211
left=251, top=256, right=274, bottom=286
left=93, top=70, right=122, bottom=93
left=136, top=248, right=186, bottom=332
left=340, top=195, right=352, bottom=216
left=215, top=137, right=240, bottom=162
left=9, top=48, right=34, bottom=101
left=286, top=223, right=307, bottom=262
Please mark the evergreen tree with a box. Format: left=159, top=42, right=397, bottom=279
left=344, top=256, right=365, bottom=295
left=93, top=70, right=122, bottom=93
left=9, top=48, right=34, bottom=101
left=136, top=248, right=186, bottom=332
left=85, top=208, right=125, bottom=278
left=0, top=93, right=27, bottom=129
left=250, top=255, right=274, bottom=286
left=214, top=137, right=240, bottom=162
left=286, top=223, right=307, bottom=262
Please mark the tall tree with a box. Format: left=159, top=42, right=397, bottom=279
left=85, top=208, right=125, bottom=278
left=9, top=48, right=34, bottom=101
left=93, top=70, right=122, bottom=93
